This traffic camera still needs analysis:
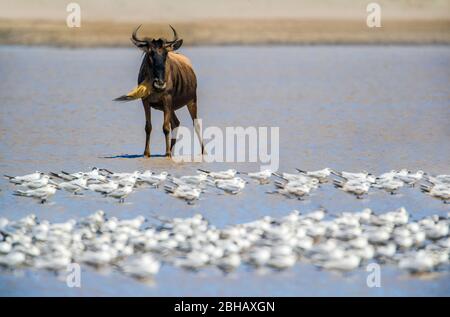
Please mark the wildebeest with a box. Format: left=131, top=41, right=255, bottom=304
left=116, top=25, right=203, bottom=157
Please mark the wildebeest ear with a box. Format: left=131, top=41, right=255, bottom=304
left=170, top=39, right=183, bottom=51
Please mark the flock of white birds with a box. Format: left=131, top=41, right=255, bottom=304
left=3, top=167, right=450, bottom=204
left=1, top=168, right=449, bottom=279
left=0, top=208, right=448, bottom=280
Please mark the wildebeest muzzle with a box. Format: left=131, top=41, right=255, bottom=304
left=153, top=79, right=167, bottom=90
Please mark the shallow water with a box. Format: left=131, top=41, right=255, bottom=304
left=0, top=45, right=449, bottom=296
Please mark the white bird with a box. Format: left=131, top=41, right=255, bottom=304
left=216, top=253, right=241, bottom=272
left=373, top=178, right=404, bottom=194
left=374, top=207, right=409, bottom=226
left=175, top=251, right=209, bottom=270
left=104, top=170, right=139, bottom=180
left=117, top=174, right=138, bottom=187
left=117, top=216, right=145, bottom=229
left=321, top=254, right=361, bottom=271
left=365, top=228, right=391, bottom=244
left=428, top=174, right=450, bottom=185
left=247, top=247, right=271, bottom=267
left=138, top=171, right=168, bottom=186
left=273, top=172, right=313, bottom=183
left=340, top=171, right=369, bottom=179
left=168, top=173, right=207, bottom=187
left=60, top=167, right=100, bottom=180
left=198, top=168, right=237, bottom=179
left=333, top=179, right=370, bottom=199
left=395, top=170, right=425, bottom=186
left=213, top=177, right=246, bottom=194
left=273, top=173, right=319, bottom=189
left=4, top=172, right=44, bottom=184
left=376, top=170, right=398, bottom=182
left=422, top=221, right=449, bottom=240
left=375, top=243, right=397, bottom=258
left=332, top=170, right=376, bottom=183
left=274, top=180, right=311, bottom=199
left=398, top=251, right=435, bottom=273
left=106, top=185, right=134, bottom=203
left=267, top=254, right=297, bottom=269
left=0, top=241, right=12, bottom=253
left=0, top=251, right=26, bottom=267
left=296, top=168, right=333, bottom=183
left=80, top=250, right=115, bottom=267
left=240, top=169, right=272, bottom=183
left=179, top=173, right=207, bottom=184
left=86, top=174, right=108, bottom=184
left=164, top=184, right=201, bottom=203
left=395, top=235, right=414, bottom=249
left=396, top=169, right=409, bottom=177
left=17, top=175, right=53, bottom=189
left=14, top=184, right=57, bottom=203
left=57, top=178, right=88, bottom=194
left=34, top=256, right=71, bottom=270
left=88, top=181, right=119, bottom=194
left=420, top=184, right=450, bottom=203
left=120, top=254, right=160, bottom=279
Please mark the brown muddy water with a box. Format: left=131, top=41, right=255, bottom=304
left=0, top=45, right=449, bottom=296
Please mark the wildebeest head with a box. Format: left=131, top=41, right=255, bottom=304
left=131, top=25, right=183, bottom=91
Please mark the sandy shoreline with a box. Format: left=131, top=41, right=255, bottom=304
left=1, top=18, right=449, bottom=47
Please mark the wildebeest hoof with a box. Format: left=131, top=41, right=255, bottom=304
left=143, top=151, right=150, bottom=158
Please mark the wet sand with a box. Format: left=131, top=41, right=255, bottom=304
left=1, top=18, right=449, bottom=47
left=1, top=0, right=449, bottom=46
left=0, top=45, right=449, bottom=296
left=2, top=0, right=449, bottom=47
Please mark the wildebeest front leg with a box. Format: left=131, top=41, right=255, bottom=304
left=162, top=97, right=172, bottom=157
left=143, top=99, right=152, bottom=157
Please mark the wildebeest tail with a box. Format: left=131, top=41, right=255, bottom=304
left=114, top=95, right=135, bottom=102
left=114, top=80, right=152, bottom=102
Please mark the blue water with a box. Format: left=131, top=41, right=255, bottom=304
left=0, top=45, right=449, bottom=296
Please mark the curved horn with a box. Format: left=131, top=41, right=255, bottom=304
left=131, top=25, right=148, bottom=47
left=167, top=25, right=179, bottom=44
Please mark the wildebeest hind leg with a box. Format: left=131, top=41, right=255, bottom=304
left=187, top=99, right=205, bottom=154
left=170, top=111, right=180, bottom=153
left=162, top=105, right=172, bottom=157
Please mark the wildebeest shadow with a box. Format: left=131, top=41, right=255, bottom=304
left=101, top=153, right=167, bottom=159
